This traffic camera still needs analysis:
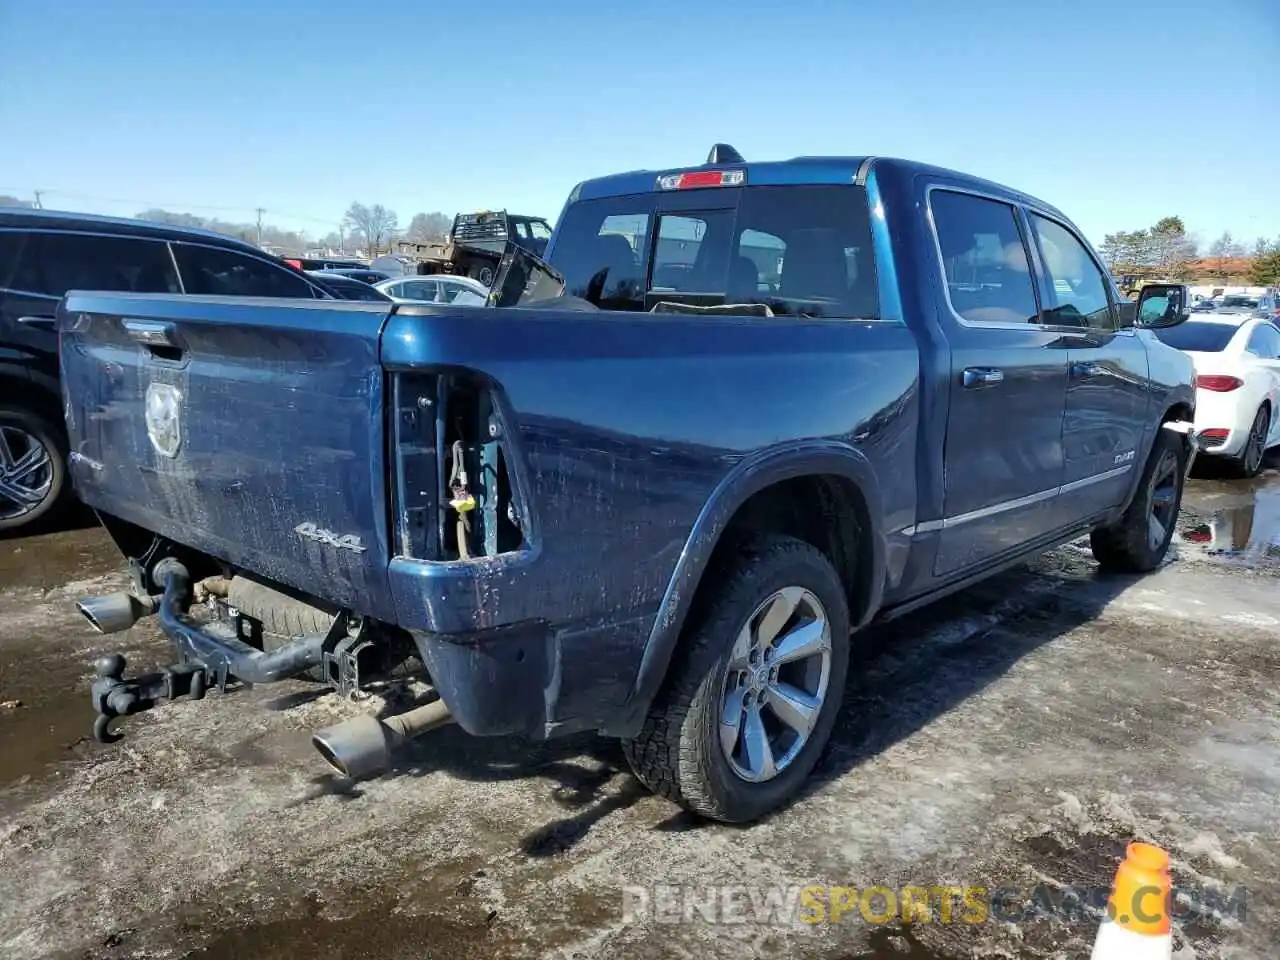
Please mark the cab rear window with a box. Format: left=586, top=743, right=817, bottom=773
left=547, top=185, right=879, bottom=319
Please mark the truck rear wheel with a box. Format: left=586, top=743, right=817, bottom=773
left=0, top=404, right=71, bottom=534
left=1089, top=426, right=1188, bottom=573
left=622, top=535, right=850, bottom=823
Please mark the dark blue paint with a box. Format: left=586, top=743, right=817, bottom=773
left=58, top=155, right=1195, bottom=741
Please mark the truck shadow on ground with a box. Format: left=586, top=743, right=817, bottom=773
left=301, top=554, right=1145, bottom=855
left=0, top=500, right=98, bottom=543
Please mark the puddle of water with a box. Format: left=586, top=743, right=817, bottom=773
left=0, top=647, right=101, bottom=787
left=1178, top=470, right=1280, bottom=567
left=0, top=524, right=120, bottom=591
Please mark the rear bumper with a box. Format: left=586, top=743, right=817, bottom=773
left=1192, top=390, right=1250, bottom=457
left=411, top=613, right=651, bottom=739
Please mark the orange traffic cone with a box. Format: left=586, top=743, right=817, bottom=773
left=1090, top=841, right=1173, bottom=959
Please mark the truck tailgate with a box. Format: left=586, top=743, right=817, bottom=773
left=58, top=293, right=397, bottom=619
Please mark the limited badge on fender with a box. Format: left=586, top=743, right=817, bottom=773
left=145, top=382, right=183, bottom=458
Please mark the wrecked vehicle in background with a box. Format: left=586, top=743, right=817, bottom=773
left=62, top=145, right=1197, bottom=823
left=389, top=210, right=552, bottom=287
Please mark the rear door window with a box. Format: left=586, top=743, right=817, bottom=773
left=172, top=243, right=318, bottom=298
left=9, top=232, right=180, bottom=298
left=930, top=190, right=1039, bottom=325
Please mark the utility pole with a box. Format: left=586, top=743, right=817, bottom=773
left=33, top=190, right=44, bottom=209
left=338, top=224, right=345, bottom=255
left=255, top=207, right=265, bottom=247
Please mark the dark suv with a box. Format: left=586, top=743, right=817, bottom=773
left=0, top=208, right=332, bottom=533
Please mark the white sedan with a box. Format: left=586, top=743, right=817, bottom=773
left=373, top=274, right=489, bottom=306
left=1152, top=315, right=1280, bottom=476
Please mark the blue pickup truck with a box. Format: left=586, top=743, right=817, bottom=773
left=60, top=146, right=1197, bottom=823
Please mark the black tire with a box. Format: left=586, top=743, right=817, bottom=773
left=622, top=535, right=850, bottom=823
left=1090, top=426, right=1188, bottom=573
left=1230, top=405, right=1270, bottom=479
left=469, top=263, right=495, bottom=287
left=226, top=577, right=335, bottom=681
left=0, top=405, right=71, bottom=534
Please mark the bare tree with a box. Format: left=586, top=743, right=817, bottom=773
left=1147, top=216, right=1196, bottom=279
left=1204, top=231, right=1246, bottom=280
left=406, top=212, right=451, bottom=242
left=343, top=203, right=399, bottom=255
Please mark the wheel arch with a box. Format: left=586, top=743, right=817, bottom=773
left=0, top=360, right=62, bottom=417
left=610, top=441, right=887, bottom=736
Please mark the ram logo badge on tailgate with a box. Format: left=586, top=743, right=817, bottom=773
left=294, top=522, right=367, bottom=553
left=144, top=383, right=183, bottom=458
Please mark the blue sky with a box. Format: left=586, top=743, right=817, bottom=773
left=1, top=0, right=1276, bottom=249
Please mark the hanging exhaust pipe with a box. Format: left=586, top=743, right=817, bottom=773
left=76, top=592, right=159, bottom=635
left=311, top=698, right=454, bottom=779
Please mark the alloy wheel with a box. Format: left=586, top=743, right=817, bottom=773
left=0, top=425, right=55, bottom=522
left=718, top=586, right=832, bottom=783
left=1244, top=408, right=1268, bottom=475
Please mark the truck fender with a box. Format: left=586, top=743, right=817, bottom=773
left=619, top=440, right=887, bottom=730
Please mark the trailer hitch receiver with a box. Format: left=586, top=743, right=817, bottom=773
left=90, top=654, right=212, bottom=743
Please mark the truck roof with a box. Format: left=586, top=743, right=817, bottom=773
left=570, top=154, right=1068, bottom=221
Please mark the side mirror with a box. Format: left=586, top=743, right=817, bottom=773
left=1133, top=283, right=1190, bottom=329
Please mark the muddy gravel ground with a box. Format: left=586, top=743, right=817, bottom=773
left=1, top=464, right=1278, bottom=960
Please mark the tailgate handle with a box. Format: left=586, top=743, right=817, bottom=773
left=123, top=319, right=182, bottom=354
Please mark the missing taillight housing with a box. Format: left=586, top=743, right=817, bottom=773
left=1196, top=375, right=1243, bottom=392
left=392, top=372, right=526, bottom=561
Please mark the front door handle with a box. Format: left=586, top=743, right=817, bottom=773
left=962, top=367, right=1004, bottom=389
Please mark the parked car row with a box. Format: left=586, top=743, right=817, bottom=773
left=0, top=208, right=357, bottom=532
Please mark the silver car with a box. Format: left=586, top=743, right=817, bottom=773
left=374, top=274, right=489, bottom=306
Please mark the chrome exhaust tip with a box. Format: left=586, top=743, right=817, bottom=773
left=311, top=715, right=393, bottom=780
left=76, top=592, right=156, bottom=635
left=312, top=699, right=453, bottom=779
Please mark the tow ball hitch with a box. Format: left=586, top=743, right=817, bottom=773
left=89, top=654, right=211, bottom=743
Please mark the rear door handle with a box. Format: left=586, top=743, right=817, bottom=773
left=17, top=315, right=56, bottom=330
left=962, top=367, right=1004, bottom=389
left=1071, top=360, right=1104, bottom=378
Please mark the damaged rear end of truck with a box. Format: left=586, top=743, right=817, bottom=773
left=59, top=292, right=565, bottom=771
